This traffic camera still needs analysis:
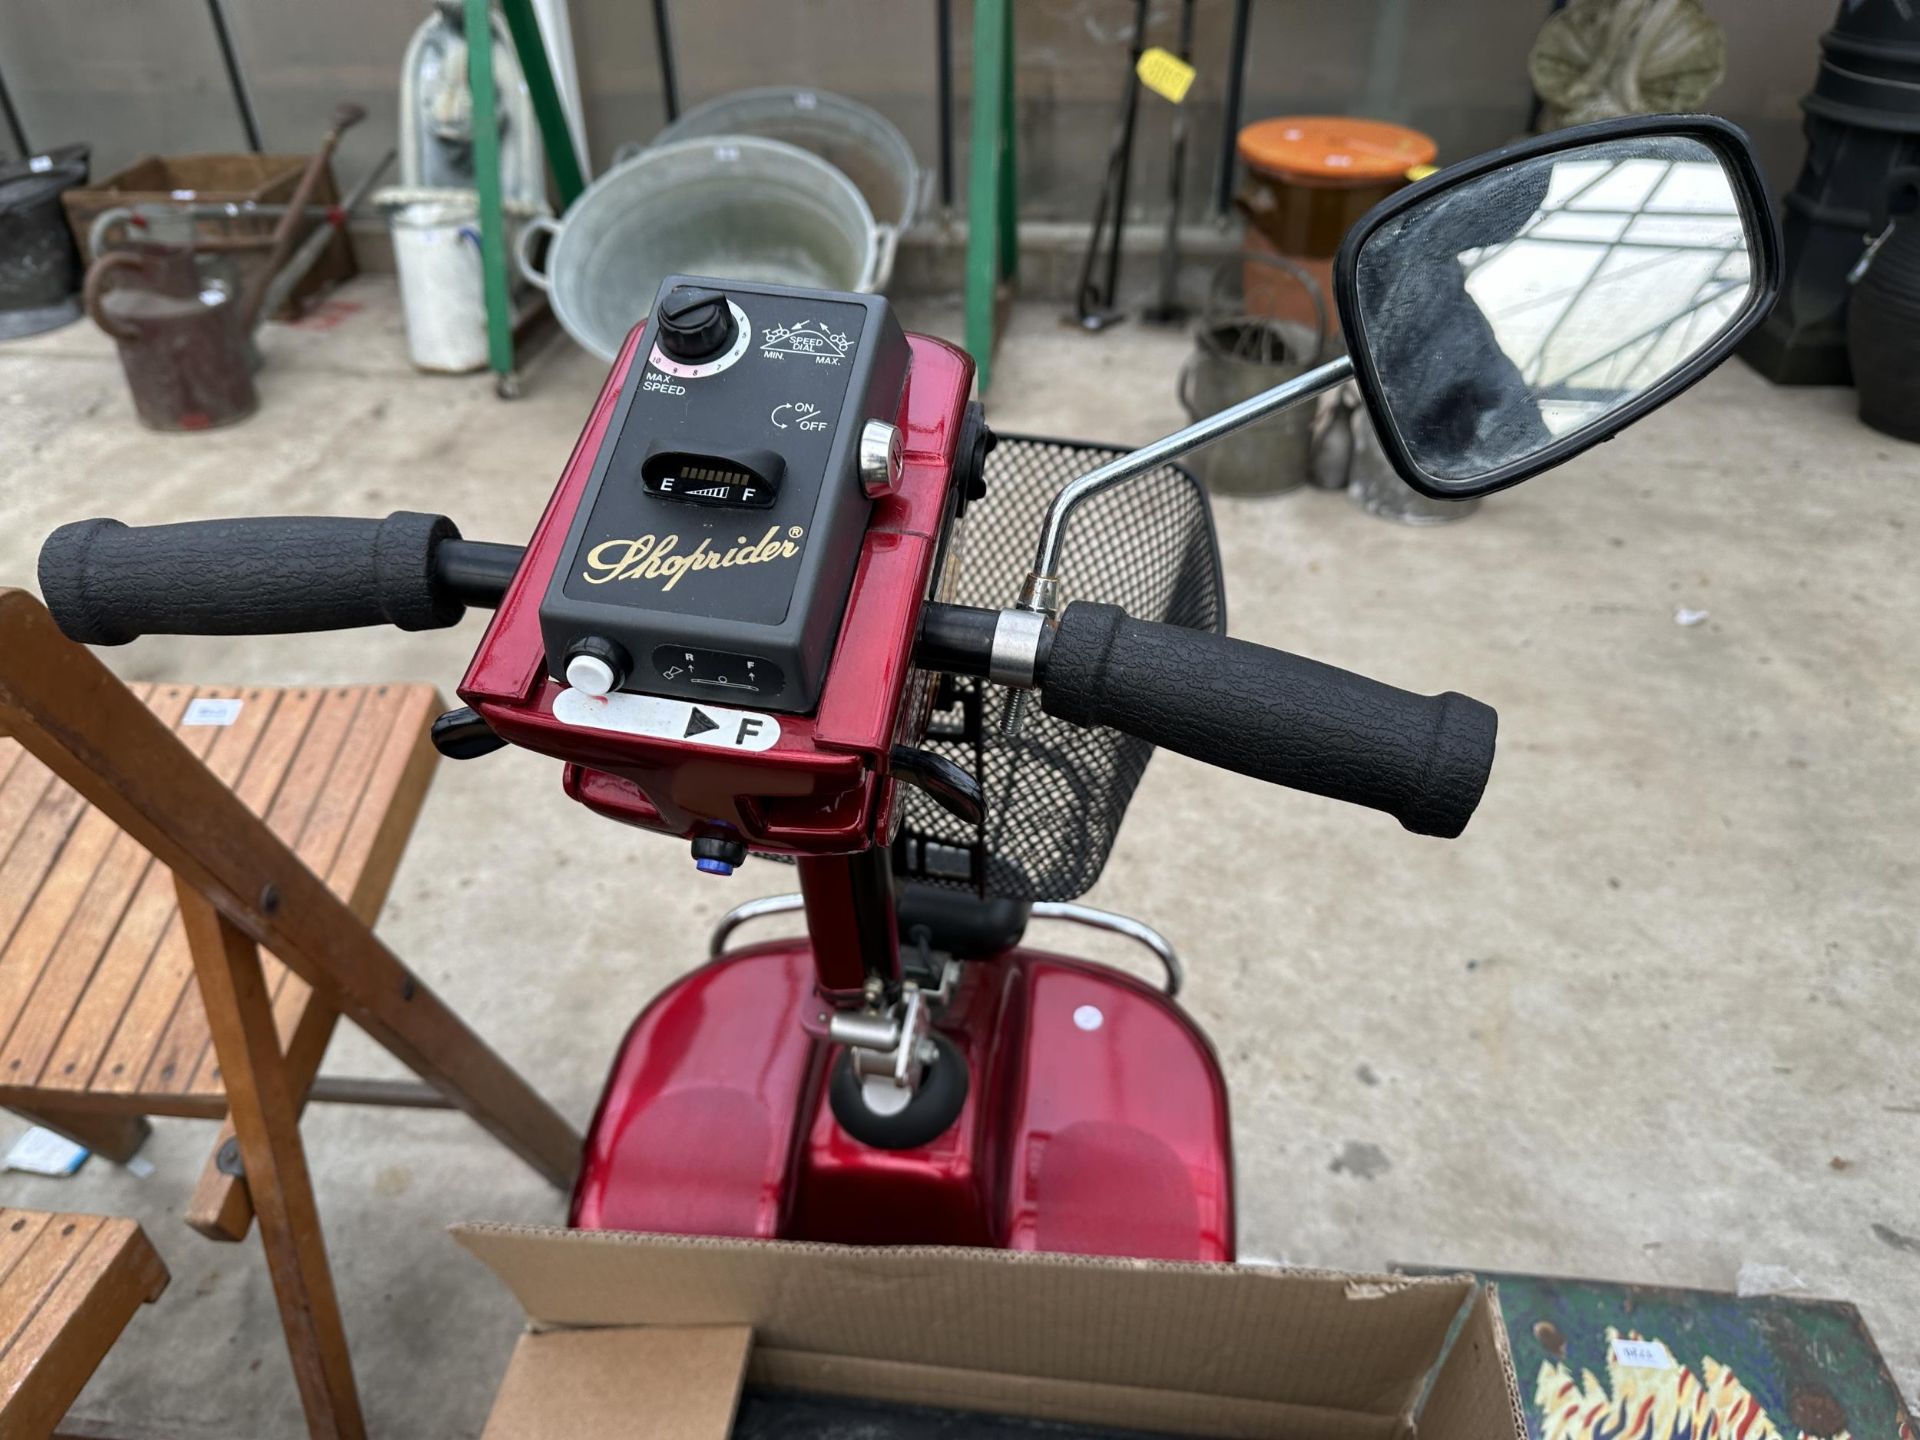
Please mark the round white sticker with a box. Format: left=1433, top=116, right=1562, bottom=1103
left=1072, top=1005, right=1104, bottom=1032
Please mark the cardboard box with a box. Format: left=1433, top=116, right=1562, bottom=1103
left=453, top=1225, right=1527, bottom=1440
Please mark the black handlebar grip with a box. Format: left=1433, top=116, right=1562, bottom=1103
left=38, top=512, right=466, bottom=646
left=1040, top=602, right=1496, bottom=838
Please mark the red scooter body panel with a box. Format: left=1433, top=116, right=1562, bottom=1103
left=573, top=943, right=1234, bottom=1261
left=570, top=944, right=822, bottom=1236
left=997, top=955, right=1234, bottom=1260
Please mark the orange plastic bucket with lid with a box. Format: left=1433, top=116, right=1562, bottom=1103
left=1236, top=116, right=1436, bottom=334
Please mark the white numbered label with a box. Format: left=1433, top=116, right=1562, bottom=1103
left=1609, top=1338, right=1674, bottom=1371
left=553, top=687, right=779, bottom=752
left=182, top=697, right=244, bottom=726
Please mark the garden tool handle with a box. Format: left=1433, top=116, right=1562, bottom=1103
left=241, top=101, right=368, bottom=331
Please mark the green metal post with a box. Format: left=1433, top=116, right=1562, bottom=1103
left=466, top=0, right=516, bottom=393
left=996, top=8, right=1017, bottom=286
left=498, top=0, right=586, bottom=208
left=965, top=0, right=1016, bottom=391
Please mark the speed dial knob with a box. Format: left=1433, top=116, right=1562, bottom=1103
left=653, top=286, right=738, bottom=363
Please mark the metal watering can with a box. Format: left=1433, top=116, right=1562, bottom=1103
left=83, top=104, right=364, bottom=430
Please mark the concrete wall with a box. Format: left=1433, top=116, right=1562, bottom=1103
left=0, top=1, right=1833, bottom=222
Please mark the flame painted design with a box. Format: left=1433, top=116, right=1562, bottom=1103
left=1534, top=1328, right=1851, bottom=1440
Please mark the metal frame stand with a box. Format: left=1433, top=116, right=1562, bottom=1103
left=1213, top=0, right=1252, bottom=218
left=206, top=0, right=264, bottom=153
left=0, top=51, right=30, bottom=158
left=966, top=0, right=1019, bottom=390
left=936, top=0, right=956, bottom=211
left=466, top=0, right=586, bottom=397
left=469, top=0, right=993, bottom=390
left=643, top=0, right=952, bottom=205
left=652, top=0, right=681, bottom=122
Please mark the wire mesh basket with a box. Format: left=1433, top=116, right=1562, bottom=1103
left=893, top=434, right=1225, bottom=901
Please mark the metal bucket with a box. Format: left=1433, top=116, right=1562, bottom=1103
left=517, top=137, right=886, bottom=364
left=1177, top=255, right=1328, bottom=496
left=1311, top=380, right=1480, bottom=526
left=646, top=86, right=924, bottom=250
left=376, top=187, right=542, bottom=374
left=385, top=192, right=487, bottom=373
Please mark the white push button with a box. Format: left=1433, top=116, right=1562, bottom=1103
left=565, top=653, right=617, bottom=697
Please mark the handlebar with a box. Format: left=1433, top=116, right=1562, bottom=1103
left=1037, top=603, right=1494, bottom=838
left=37, top=513, right=514, bottom=645
left=36, top=516, right=1495, bottom=836
left=917, top=601, right=1495, bottom=838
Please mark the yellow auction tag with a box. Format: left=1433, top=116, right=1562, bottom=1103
left=1136, top=46, right=1196, bottom=104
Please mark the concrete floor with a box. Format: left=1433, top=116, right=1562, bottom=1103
left=0, top=279, right=1914, bottom=1436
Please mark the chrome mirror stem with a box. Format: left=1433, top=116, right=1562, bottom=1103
left=999, top=354, right=1353, bottom=736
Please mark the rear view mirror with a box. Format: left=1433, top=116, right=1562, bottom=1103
left=1335, top=115, right=1781, bottom=500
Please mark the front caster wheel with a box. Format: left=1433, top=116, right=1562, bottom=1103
left=828, top=1031, right=969, bottom=1151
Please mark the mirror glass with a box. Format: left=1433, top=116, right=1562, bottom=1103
left=1352, top=134, right=1755, bottom=492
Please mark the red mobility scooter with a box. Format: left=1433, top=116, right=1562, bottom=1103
left=39, top=116, right=1778, bottom=1262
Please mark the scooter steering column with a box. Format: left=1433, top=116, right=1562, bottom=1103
left=801, top=850, right=972, bottom=1149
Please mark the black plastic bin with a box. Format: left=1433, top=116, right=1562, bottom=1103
left=0, top=143, right=91, bottom=340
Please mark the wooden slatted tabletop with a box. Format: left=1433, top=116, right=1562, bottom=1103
left=0, top=683, right=440, bottom=1118
left=0, top=591, right=573, bottom=1436
left=0, top=1209, right=168, bottom=1436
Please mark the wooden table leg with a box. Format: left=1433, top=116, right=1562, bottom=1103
left=186, top=997, right=340, bottom=1243
left=175, top=880, right=365, bottom=1440
left=6, top=1106, right=150, bottom=1165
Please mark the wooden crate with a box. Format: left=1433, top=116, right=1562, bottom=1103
left=60, top=153, right=357, bottom=317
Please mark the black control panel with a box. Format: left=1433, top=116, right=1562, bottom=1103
left=538, top=276, right=911, bottom=714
